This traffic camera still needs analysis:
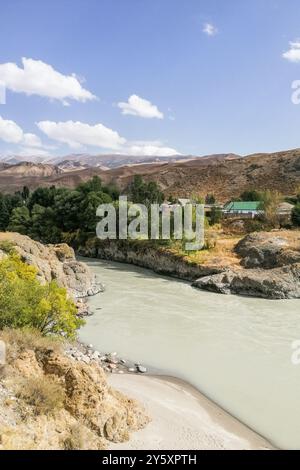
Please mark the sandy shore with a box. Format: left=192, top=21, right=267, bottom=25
left=109, top=374, right=274, bottom=450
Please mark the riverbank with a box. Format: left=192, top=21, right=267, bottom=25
left=78, top=232, right=300, bottom=299
left=109, top=374, right=274, bottom=450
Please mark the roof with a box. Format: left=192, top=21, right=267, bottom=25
left=224, top=201, right=262, bottom=211
left=277, top=202, right=294, bottom=210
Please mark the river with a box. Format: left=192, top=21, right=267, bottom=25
left=78, top=257, right=300, bottom=449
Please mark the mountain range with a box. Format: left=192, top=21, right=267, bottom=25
left=0, top=149, right=299, bottom=201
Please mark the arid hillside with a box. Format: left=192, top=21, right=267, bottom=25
left=0, top=149, right=299, bottom=200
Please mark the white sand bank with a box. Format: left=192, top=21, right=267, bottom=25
left=109, top=374, right=274, bottom=450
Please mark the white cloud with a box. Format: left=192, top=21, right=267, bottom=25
left=37, top=120, right=126, bottom=150
left=0, top=116, right=47, bottom=157
left=0, top=116, right=24, bottom=143
left=22, top=133, right=43, bottom=148
left=0, top=58, right=96, bottom=104
left=203, top=23, right=218, bottom=36
left=17, top=146, right=50, bottom=157
left=118, top=94, right=164, bottom=119
left=283, top=41, right=300, bottom=63
left=125, top=141, right=180, bottom=156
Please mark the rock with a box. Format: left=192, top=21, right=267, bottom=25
left=137, top=365, right=147, bottom=373
left=6, top=343, right=150, bottom=448
left=0, top=233, right=104, bottom=302
left=128, top=368, right=136, bottom=373
left=193, top=263, right=300, bottom=299
left=78, top=239, right=229, bottom=282
left=235, top=232, right=300, bottom=269
left=81, top=356, right=90, bottom=364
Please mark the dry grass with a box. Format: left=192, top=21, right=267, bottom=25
left=63, top=424, right=87, bottom=450
left=0, top=328, right=64, bottom=365
left=14, top=375, right=65, bottom=416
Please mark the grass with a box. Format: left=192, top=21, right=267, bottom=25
left=14, top=375, right=65, bottom=416
left=0, top=328, right=64, bottom=365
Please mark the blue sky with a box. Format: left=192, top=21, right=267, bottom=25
left=1, top=0, right=300, bottom=157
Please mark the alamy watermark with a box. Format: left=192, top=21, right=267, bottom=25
left=0, top=340, right=6, bottom=366
left=96, top=196, right=205, bottom=251
left=0, top=81, right=6, bottom=105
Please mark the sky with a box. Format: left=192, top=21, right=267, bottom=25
left=1, top=0, right=300, bottom=158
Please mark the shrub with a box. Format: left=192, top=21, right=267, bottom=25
left=15, top=375, right=65, bottom=415
left=292, top=204, right=300, bottom=226
left=0, top=254, right=84, bottom=338
left=0, top=328, right=63, bottom=364
left=0, top=240, right=16, bottom=254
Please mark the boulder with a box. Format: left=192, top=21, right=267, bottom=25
left=193, top=263, right=300, bottom=299
left=235, top=232, right=300, bottom=269
left=0, top=232, right=103, bottom=300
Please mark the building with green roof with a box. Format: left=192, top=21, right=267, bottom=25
left=223, top=201, right=263, bottom=218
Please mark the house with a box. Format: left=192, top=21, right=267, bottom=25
left=223, top=201, right=262, bottom=218
left=276, top=202, right=294, bottom=216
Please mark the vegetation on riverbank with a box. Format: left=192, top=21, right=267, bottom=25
left=0, top=250, right=83, bottom=338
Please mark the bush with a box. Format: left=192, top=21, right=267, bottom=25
left=292, top=204, right=300, bottom=226
left=0, top=328, right=63, bottom=364
left=0, top=254, right=84, bottom=338
left=15, top=375, right=65, bottom=415
left=0, top=240, right=16, bottom=254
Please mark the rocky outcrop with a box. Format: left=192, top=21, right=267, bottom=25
left=0, top=330, right=149, bottom=450
left=0, top=232, right=103, bottom=300
left=193, top=263, right=300, bottom=299
left=235, top=232, right=300, bottom=269
left=193, top=231, right=300, bottom=299
left=78, top=239, right=230, bottom=281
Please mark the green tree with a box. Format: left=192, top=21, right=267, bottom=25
left=53, top=190, right=84, bottom=232
left=0, top=254, right=83, bottom=338
left=29, top=204, right=61, bottom=243
left=79, top=191, right=112, bottom=232
left=8, top=206, right=31, bottom=234
left=240, top=190, right=262, bottom=201
left=292, top=204, right=300, bottom=226
left=28, top=186, right=58, bottom=211
left=129, top=175, right=164, bottom=205
left=21, top=186, right=30, bottom=201
left=205, top=194, right=216, bottom=205
left=0, top=195, right=10, bottom=230
left=77, top=176, right=103, bottom=194
left=209, top=206, right=222, bottom=225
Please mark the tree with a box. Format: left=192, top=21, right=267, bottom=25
left=29, top=204, right=61, bottom=243
left=292, top=204, right=300, bottom=226
left=205, top=194, right=216, bottom=205
left=8, top=206, right=31, bottom=234
left=53, top=190, right=84, bottom=232
left=79, top=191, right=112, bottom=232
left=240, top=190, right=262, bottom=201
left=0, top=253, right=83, bottom=338
left=260, top=190, right=282, bottom=228
left=209, top=206, right=222, bottom=225
left=77, top=176, right=103, bottom=194
left=21, top=186, right=30, bottom=201
left=0, top=195, right=10, bottom=230
left=129, top=176, right=164, bottom=205
left=28, top=186, right=58, bottom=211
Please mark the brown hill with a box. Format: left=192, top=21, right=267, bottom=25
left=0, top=149, right=299, bottom=201
left=0, top=162, right=62, bottom=178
